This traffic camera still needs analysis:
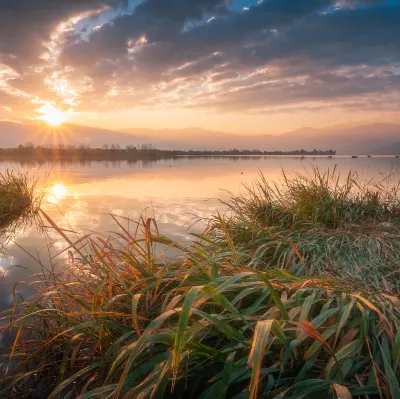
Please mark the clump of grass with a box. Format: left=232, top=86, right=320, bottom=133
left=0, top=169, right=39, bottom=232
left=0, top=211, right=399, bottom=398
left=222, top=167, right=400, bottom=229
left=207, top=168, right=400, bottom=292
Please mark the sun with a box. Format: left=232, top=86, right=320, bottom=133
left=42, top=108, right=68, bottom=126
left=37, top=104, right=68, bottom=126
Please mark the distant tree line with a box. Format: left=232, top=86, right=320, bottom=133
left=181, top=149, right=336, bottom=156
left=0, top=143, right=336, bottom=161
left=13, top=142, right=158, bottom=153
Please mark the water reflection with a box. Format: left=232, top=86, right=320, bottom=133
left=48, top=183, right=67, bottom=204
left=0, top=155, right=399, bottom=317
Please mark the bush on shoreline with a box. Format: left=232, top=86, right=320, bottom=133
left=1, top=169, right=400, bottom=398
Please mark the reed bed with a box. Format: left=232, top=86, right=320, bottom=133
left=0, top=169, right=400, bottom=398
left=207, top=168, right=400, bottom=293
left=0, top=169, right=39, bottom=233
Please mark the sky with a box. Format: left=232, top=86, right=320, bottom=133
left=1, top=0, right=400, bottom=134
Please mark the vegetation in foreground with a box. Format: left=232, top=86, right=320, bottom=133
left=0, top=169, right=399, bottom=399
left=208, top=168, right=400, bottom=293
left=0, top=169, right=39, bottom=232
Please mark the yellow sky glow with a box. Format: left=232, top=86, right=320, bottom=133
left=1, top=2, right=400, bottom=137
left=35, top=103, right=69, bottom=126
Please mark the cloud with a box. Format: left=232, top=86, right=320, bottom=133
left=61, top=0, right=233, bottom=71
left=1, top=0, right=400, bottom=119
left=61, top=0, right=334, bottom=77
left=0, top=1, right=128, bottom=69
left=192, top=68, right=400, bottom=111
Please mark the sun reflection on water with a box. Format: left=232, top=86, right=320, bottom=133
left=48, top=183, right=67, bottom=204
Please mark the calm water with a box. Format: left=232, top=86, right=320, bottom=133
left=0, top=155, right=399, bottom=323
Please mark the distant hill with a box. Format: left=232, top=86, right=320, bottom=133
left=122, top=124, right=400, bottom=154
left=120, top=127, right=262, bottom=150
left=0, top=121, right=399, bottom=154
left=282, top=123, right=400, bottom=155
left=375, top=140, right=400, bottom=155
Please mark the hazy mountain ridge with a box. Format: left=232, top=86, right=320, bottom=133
left=376, top=140, right=400, bottom=155
left=282, top=123, right=400, bottom=155
left=107, top=124, right=400, bottom=154
left=0, top=121, right=399, bottom=154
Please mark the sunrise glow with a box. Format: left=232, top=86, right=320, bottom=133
left=36, top=104, right=68, bottom=126
left=1, top=1, right=400, bottom=396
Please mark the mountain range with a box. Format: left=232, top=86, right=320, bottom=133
left=0, top=121, right=399, bottom=155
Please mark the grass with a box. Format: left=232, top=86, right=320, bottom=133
left=0, top=169, right=39, bottom=232
left=207, top=168, right=400, bottom=293
left=0, top=169, right=399, bottom=398
left=234, top=167, right=400, bottom=229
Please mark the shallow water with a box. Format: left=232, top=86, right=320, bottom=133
left=0, top=155, right=399, bottom=322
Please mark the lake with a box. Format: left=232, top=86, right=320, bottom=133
left=1, top=155, right=400, bottom=319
